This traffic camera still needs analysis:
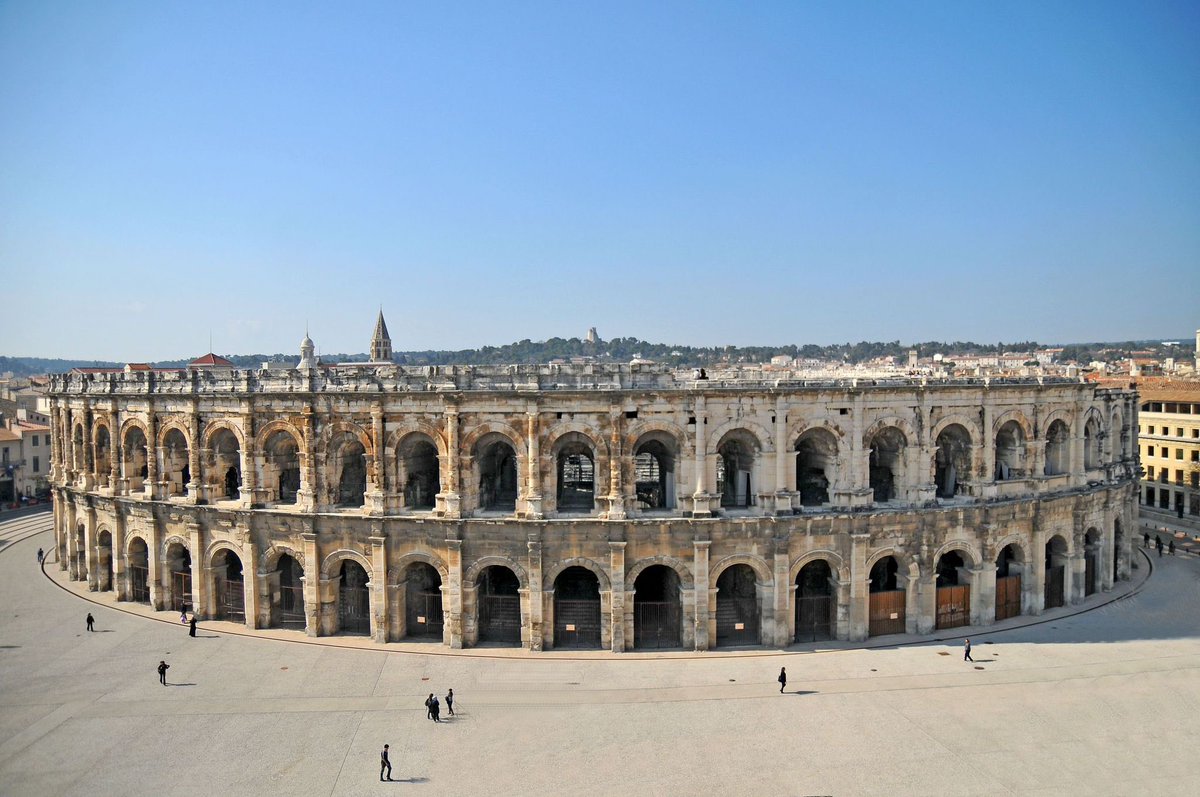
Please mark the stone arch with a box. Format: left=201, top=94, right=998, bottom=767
left=317, top=420, right=373, bottom=458
left=261, top=544, right=305, bottom=574
left=933, top=422, right=974, bottom=498
left=786, top=417, right=848, bottom=449
left=254, top=420, right=306, bottom=454
left=630, top=424, right=686, bottom=511
left=392, top=430, right=443, bottom=509
left=545, top=421, right=609, bottom=458
left=544, top=556, right=612, bottom=593
left=156, top=418, right=194, bottom=451
left=1043, top=416, right=1072, bottom=476
left=1045, top=532, right=1072, bottom=555
left=991, top=534, right=1031, bottom=566
left=160, top=534, right=191, bottom=559
left=931, top=539, right=979, bottom=569
left=91, top=416, right=113, bottom=447
left=464, top=554, right=530, bottom=590
left=385, top=421, right=449, bottom=459
left=320, top=548, right=374, bottom=580
left=202, top=419, right=246, bottom=450
left=713, top=427, right=765, bottom=509
left=390, top=550, right=451, bottom=585
left=1039, top=408, right=1074, bottom=440
left=119, top=417, right=152, bottom=448
left=865, top=547, right=921, bottom=580
left=624, top=418, right=689, bottom=454
left=793, top=425, right=843, bottom=505
left=710, top=553, right=773, bottom=587
left=204, top=538, right=246, bottom=564
left=706, top=418, right=774, bottom=456
left=862, top=416, right=917, bottom=448
left=625, top=555, right=695, bottom=590
left=790, top=549, right=849, bottom=584
left=460, top=421, right=525, bottom=457
left=930, top=414, right=982, bottom=448
left=126, top=532, right=150, bottom=558
left=548, top=427, right=604, bottom=513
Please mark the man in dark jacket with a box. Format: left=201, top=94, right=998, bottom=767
left=157, top=660, right=169, bottom=685
left=380, top=744, right=392, bottom=781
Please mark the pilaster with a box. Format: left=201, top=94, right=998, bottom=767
left=692, top=539, right=711, bottom=650
left=609, top=541, right=626, bottom=652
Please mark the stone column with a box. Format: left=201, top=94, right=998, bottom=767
left=605, top=408, right=626, bottom=519
left=82, top=402, right=95, bottom=490
left=241, top=411, right=258, bottom=507
left=438, top=407, right=461, bottom=518
left=848, top=532, right=869, bottom=640
left=297, top=406, right=316, bottom=511
left=187, top=408, right=202, bottom=499
left=301, top=531, right=320, bottom=636
left=49, top=399, right=61, bottom=483
left=908, top=570, right=926, bottom=635
left=526, top=540, right=543, bottom=651
left=524, top=411, right=543, bottom=519
left=365, top=409, right=386, bottom=515
left=690, top=396, right=711, bottom=517
left=444, top=538, right=463, bottom=648
left=1069, top=401, right=1084, bottom=486
left=971, top=564, right=993, bottom=626
left=609, top=542, right=626, bottom=652
left=981, top=403, right=995, bottom=481
left=112, top=507, right=127, bottom=600
left=188, top=521, right=208, bottom=618
left=772, top=543, right=790, bottom=646
left=145, top=407, right=159, bottom=498
left=244, top=537, right=261, bottom=629
left=692, top=540, right=710, bottom=651
left=108, top=416, right=121, bottom=494
left=773, top=399, right=789, bottom=514
left=148, top=513, right=164, bottom=610
left=85, top=505, right=99, bottom=591
left=369, top=532, right=388, bottom=643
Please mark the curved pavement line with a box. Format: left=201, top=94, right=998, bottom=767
left=14, top=521, right=1156, bottom=663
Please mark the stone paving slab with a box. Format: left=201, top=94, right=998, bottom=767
left=2, top=516, right=1199, bottom=796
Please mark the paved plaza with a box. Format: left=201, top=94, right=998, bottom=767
left=2, top=510, right=1199, bottom=796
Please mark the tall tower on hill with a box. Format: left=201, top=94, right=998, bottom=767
left=370, top=310, right=393, bottom=363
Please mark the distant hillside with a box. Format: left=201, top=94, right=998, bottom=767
left=1, top=336, right=1189, bottom=377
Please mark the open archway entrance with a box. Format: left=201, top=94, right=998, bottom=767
left=332, top=435, right=367, bottom=508
left=262, top=430, right=301, bottom=505
left=209, top=429, right=241, bottom=501
left=128, top=537, right=150, bottom=603
left=123, top=427, right=149, bottom=493
left=868, top=556, right=905, bottom=636
left=1044, top=536, right=1068, bottom=609
left=795, top=429, right=837, bottom=506
left=165, top=542, right=192, bottom=613
left=995, top=544, right=1023, bottom=621
left=270, top=553, right=305, bottom=629
left=634, top=565, right=682, bottom=649
left=74, top=523, right=87, bottom=580
left=336, top=560, right=370, bottom=635
left=95, top=427, right=111, bottom=487
left=634, top=435, right=676, bottom=510
left=97, top=531, right=113, bottom=591
left=162, top=428, right=190, bottom=497
left=1084, top=528, right=1101, bottom=596
left=994, top=420, right=1026, bottom=480
left=868, top=427, right=905, bottom=502
left=935, top=551, right=970, bottom=629
left=795, top=559, right=835, bottom=642
left=476, top=566, right=520, bottom=645
left=477, top=438, right=518, bottom=512
left=213, top=549, right=245, bottom=622
left=398, top=436, right=440, bottom=510
left=715, top=564, right=759, bottom=646
left=404, top=562, right=443, bottom=639
left=716, top=434, right=756, bottom=509
left=1044, top=420, right=1069, bottom=476
left=934, top=424, right=971, bottom=499
left=553, top=566, right=601, bottom=648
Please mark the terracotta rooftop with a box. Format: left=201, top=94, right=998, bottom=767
left=188, top=353, right=235, bottom=367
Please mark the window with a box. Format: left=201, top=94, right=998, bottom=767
left=32, top=456, right=39, bottom=473
left=31, top=436, right=38, bottom=447
left=1192, top=472, right=1199, bottom=489
left=1193, top=429, right=1199, bottom=439
left=1176, top=469, right=1184, bottom=485
left=1192, top=451, right=1199, bottom=463
left=1177, top=449, right=1185, bottom=460
left=44, top=434, right=50, bottom=446
left=1, top=447, right=8, bottom=464
left=1178, top=428, right=1185, bottom=437
left=1147, top=466, right=1155, bottom=479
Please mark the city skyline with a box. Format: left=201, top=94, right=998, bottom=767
left=2, top=2, right=1197, bottom=360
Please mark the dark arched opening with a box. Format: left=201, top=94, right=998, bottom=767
left=553, top=566, right=601, bottom=648
left=162, top=428, right=190, bottom=497
left=476, top=566, right=520, bottom=645
left=1044, top=420, right=1069, bottom=476
left=1084, top=528, right=1101, bottom=596
left=97, top=530, right=113, bottom=591
left=209, top=428, right=241, bottom=501
left=263, top=430, right=301, bottom=505
left=1044, top=535, right=1068, bottom=609
left=334, top=437, right=367, bottom=508
left=404, top=562, right=443, bottom=639
left=795, top=429, right=837, bottom=506
left=399, top=437, right=440, bottom=510
left=213, top=549, right=245, bottom=622
left=995, top=544, right=1023, bottom=621
left=337, top=560, right=370, bottom=635
left=994, top=420, right=1025, bottom=480
left=717, top=433, right=757, bottom=509
left=868, top=556, right=905, bottom=636
left=634, top=565, right=682, bottom=649
left=478, top=439, right=518, bottom=512
left=128, top=537, right=150, bottom=604
left=934, top=424, right=971, bottom=499
left=715, top=564, right=760, bottom=646
left=634, top=436, right=676, bottom=510
left=868, top=427, right=905, bottom=503
left=165, top=542, right=192, bottom=613
left=795, top=560, right=835, bottom=642
left=935, top=551, right=970, bottom=629
left=556, top=438, right=595, bottom=512
left=123, top=427, right=149, bottom=492
left=271, top=553, right=305, bottom=629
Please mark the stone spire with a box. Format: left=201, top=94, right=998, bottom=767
left=370, top=309, right=393, bottom=363
left=298, top=326, right=317, bottom=370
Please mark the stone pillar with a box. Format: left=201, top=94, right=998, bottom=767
left=772, top=544, right=790, bottom=646
left=908, top=570, right=926, bottom=635
left=241, top=411, right=258, bottom=507
left=438, top=407, right=461, bottom=518
left=369, top=533, right=387, bottom=643
left=981, top=403, right=995, bottom=482
left=49, top=400, right=61, bottom=483
left=1028, top=440, right=1046, bottom=480
left=365, top=409, right=386, bottom=515
left=148, top=513, right=164, bottom=610
left=605, top=408, right=626, bottom=519
left=526, top=540, right=543, bottom=651
left=244, top=538, right=261, bottom=629
left=609, top=542, right=626, bottom=652
left=81, top=401, right=95, bottom=490
left=848, top=532, right=869, bottom=641
left=85, top=505, right=99, bottom=591
left=112, top=508, right=127, bottom=601
left=692, top=540, right=710, bottom=651
left=301, top=532, right=320, bottom=636
left=444, top=538, right=463, bottom=648
left=187, top=409, right=202, bottom=499
left=524, top=411, right=543, bottom=519
left=773, top=399, right=789, bottom=514
left=297, top=406, right=317, bottom=511
left=690, top=397, right=711, bottom=517
left=971, top=564, right=993, bottom=626
left=108, top=418, right=121, bottom=494
left=188, top=521, right=207, bottom=618
left=1069, top=401, right=1084, bottom=486
left=145, top=408, right=158, bottom=498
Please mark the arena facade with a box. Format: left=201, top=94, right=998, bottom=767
left=48, top=320, right=1139, bottom=651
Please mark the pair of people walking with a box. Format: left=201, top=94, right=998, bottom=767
left=425, top=689, right=455, bottom=721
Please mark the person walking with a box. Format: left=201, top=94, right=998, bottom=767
left=445, top=688, right=455, bottom=716
left=1144, top=532, right=1150, bottom=548
left=1156, top=536, right=1164, bottom=557
left=963, top=639, right=973, bottom=662
left=157, top=660, right=170, bottom=686
left=37, top=547, right=44, bottom=564
left=1169, top=539, right=1176, bottom=556
left=431, top=694, right=441, bottom=723
left=180, top=609, right=188, bottom=624
left=425, top=693, right=434, bottom=720
left=86, top=613, right=94, bottom=632
left=380, top=744, right=392, bottom=781
left=189, top=616, right=197, bottom=637
left=778, top=667, right=787, bottom=693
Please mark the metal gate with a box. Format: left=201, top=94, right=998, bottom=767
left=936, top=585, right=970, bottom=629
left=171, top=570, right=192, bottom=612
left=995, top=575, right=1021, bottom=621
left=795, top=594, right=834, bottom=642
left=406, top=591, right=444, bottom=638
left=128, top=565, right=150, bottom=603
left=1045, top=565, right=1065, bottom=609
left=279, top=584, right=305, bottom=628
left=1084, top=553, right=1097, bottom=596
left=716, top=595, right=759, bottom=646
left=478, top=594, right=520, bottom=644
left=339, top=586, right=370, bottom=635
left=868, top=589, right=906, bottom=636
left=635, top=600, right=681, bottom=648
left=218, top=580, right=245, bottom=622
left=554, top=598, right=601, bottom=648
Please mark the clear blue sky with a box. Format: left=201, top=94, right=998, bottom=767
left=2, top=1, right=1197, bottom=361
